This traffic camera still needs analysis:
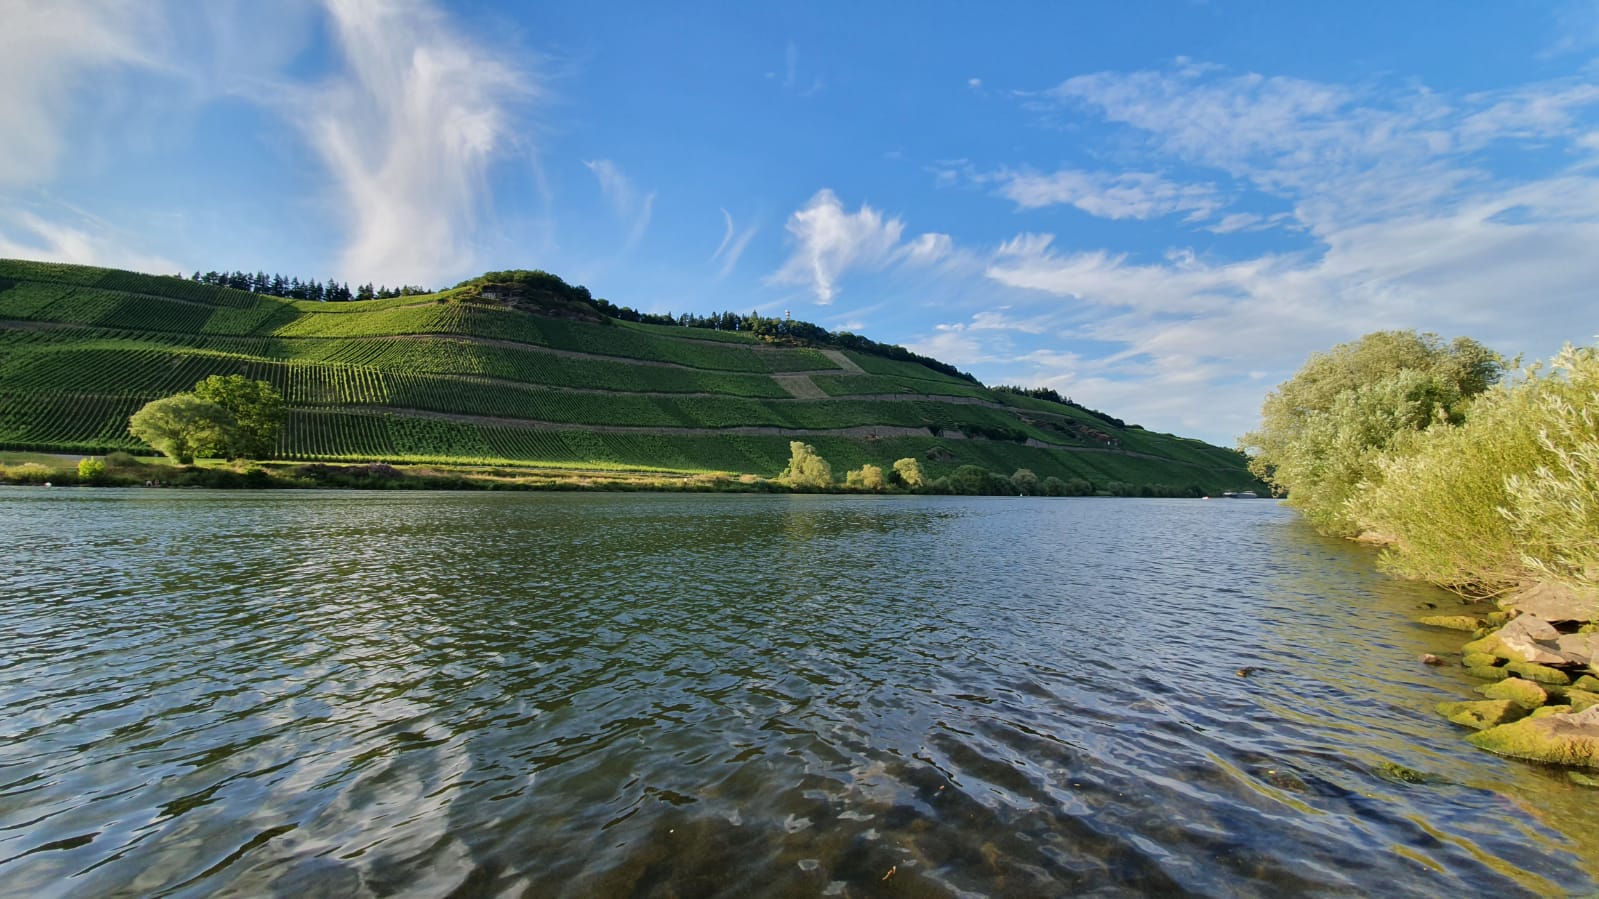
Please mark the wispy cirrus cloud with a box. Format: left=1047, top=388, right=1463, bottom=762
left=306, top=0, right=535, bottom=286
left=0, top=209, right=179, bottom=274
left=709, top=208, right=759, bottom=279
left=769, top=189, right=953, bottom=303
left=892, top=61, right=1599, bottom=442
left=996, top=168, right=1223, bottom=221
left=0, top=0, right=167, bottom=187
left=585, top=159, right=656, bottom=251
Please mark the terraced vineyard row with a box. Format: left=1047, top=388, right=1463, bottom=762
left=811, top=372, right=991, bottom=399
left=0, top=259, right=1257, bottom=489
left=0, top=260, right=257, bottom=307
left=0, top=391, right=146, bottom=452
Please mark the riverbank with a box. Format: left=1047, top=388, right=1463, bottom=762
left=0, top=450, right=1232, bottom=497
left=0, top=452, right=775, bottom=493
left=1418, top=582, right=1599, bottom=777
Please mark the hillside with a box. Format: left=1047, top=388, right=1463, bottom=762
left=0, top=259, right=1256, bottom=491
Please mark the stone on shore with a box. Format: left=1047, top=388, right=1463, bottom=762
left=1462, top=652, right=1499, bottom=669
left=1505, top=661, right=1572, bottom=686
left=1566, top=689, right=1599, bottom=713
left=1437, top=700, right=1527, bottom=730
left=1555, top=633, right=1599, bottom=667
left=1463, top=665, right=1510, bottom=681
left=1574, top=675, right=1599, bottom=692
left=1489, top=614, right=1569, bottom=665
left=1500, top=582, right=1599, bottom=623
left=1475, top=677, right=1547, bottom=710
left=1468, top=705, right=1599, bottom=768
left=1419, top=615, right=1483, bottom=631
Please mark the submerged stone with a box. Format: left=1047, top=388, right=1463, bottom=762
left=1437, top=699, right=1526, bottom=730
left=1475, top=677, right=1547, bottom=710
left=1463, top=665, right=1510, bottom=681
left=1462, top=652, right=1500, bottom=669
left=1418, top=615, right=1482, bottom=631
left=1505, top=661, right=1572, bottom=686
left=1467, top=705, right=1599, bottom=768
left=1569, top=771, right=1599, bottom=788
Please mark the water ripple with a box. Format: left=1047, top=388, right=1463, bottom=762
left=0, top=489, right=1594, bottom=897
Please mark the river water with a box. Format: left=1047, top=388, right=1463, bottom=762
left=1, top=489, right=1595, bottom=897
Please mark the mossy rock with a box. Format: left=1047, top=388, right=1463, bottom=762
left=1504, top=661, right=1572, bottom=685
left=1569, top=771, right=1599, bottom=788
left=1485, top=610, right=1514, bottom=627
left=1566, top=689, right=1599, bottom=712
left=1462, top=652, right=1500, bottom=669
left=1573, top=674, right=1599, bottom=692
left=1419, top=615, right=1483, bottom=632
left=1467, top=706, right=1599, bottom=768
left=1531, top=706, right=1574, bottom=719
left=1463, top=665, right=1510, bottom=681
left=1461, top=633, right=1525, bottom=663
left=1475, top=677, right=1547, bottom=710
left=1437, top=699, right=1527, bottom=731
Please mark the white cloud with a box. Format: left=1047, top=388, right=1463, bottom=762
left=0, top=209, right=179, bottom=274
left=922, top=61, right=1599, bottom=442
left=903, top=232, right=953, bottom=264
left=585, top=159, right=656, bottom=251
left=305, top=0, right=534, bottom=286
left=1206, top=212, right=1263, bottom=234
left=997, top=168, right=1223, bottom=221
left=769, top=192, right=965, bottom=303
left=771, top=189, right=928, bottom=303
left=0, top=0, right=166, bottom=186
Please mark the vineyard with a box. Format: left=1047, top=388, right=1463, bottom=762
left=0, top=258, right=1256, bottom=489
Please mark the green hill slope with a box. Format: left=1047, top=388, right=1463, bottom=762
left=0, top=258, right=1255, bottom=491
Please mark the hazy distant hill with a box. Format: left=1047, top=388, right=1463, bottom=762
left=0, top=258, right=1255, bottom=492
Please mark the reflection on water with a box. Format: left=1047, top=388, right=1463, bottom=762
left=1, top=490, right=1595, bottom=897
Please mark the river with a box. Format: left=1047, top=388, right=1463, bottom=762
left=1, top=489, right=1595, bottom=897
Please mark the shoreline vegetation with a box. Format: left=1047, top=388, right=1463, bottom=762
left=1242, top=332, right=1599, bottom=774
left=0, top=444, right=1218, bottom=498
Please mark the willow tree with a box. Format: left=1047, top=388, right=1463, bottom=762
left=1239, top=330, right=1501, bottom=536
left=780, top=441, right=833, bottom=489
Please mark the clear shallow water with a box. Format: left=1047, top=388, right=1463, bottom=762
left=1, top=489, right=1596, bottom=898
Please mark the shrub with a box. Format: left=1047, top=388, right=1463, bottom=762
left=1010, top=468, right=1039, bottom=496
left=891, top=457, right=925, bottom=489
left=3, top=462, right=57, bottom=484
left=77, top=457, right=107, bottom=483
left=779, top=441, right=833, bottom=489
left=1241, top=331, right=1502, bottom=536
left=844, top=464, right=887, bottom=492
left=1353, top=343, right=1598, bottom=592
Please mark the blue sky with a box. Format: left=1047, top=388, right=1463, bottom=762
left=4, top=1, right=1598, bottom=445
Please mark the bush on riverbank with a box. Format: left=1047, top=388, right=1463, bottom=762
left=1249, top=334, right=1598, bottom=595
left=1239, top=331, right=1502, bottom=536
left=1353, top=344, right=1599, bottom=593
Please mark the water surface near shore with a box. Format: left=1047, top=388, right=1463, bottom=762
left=2, top=489, right=1595, bottom=896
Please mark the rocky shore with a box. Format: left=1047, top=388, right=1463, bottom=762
left=1422, top=583, right=1599, bottom=780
